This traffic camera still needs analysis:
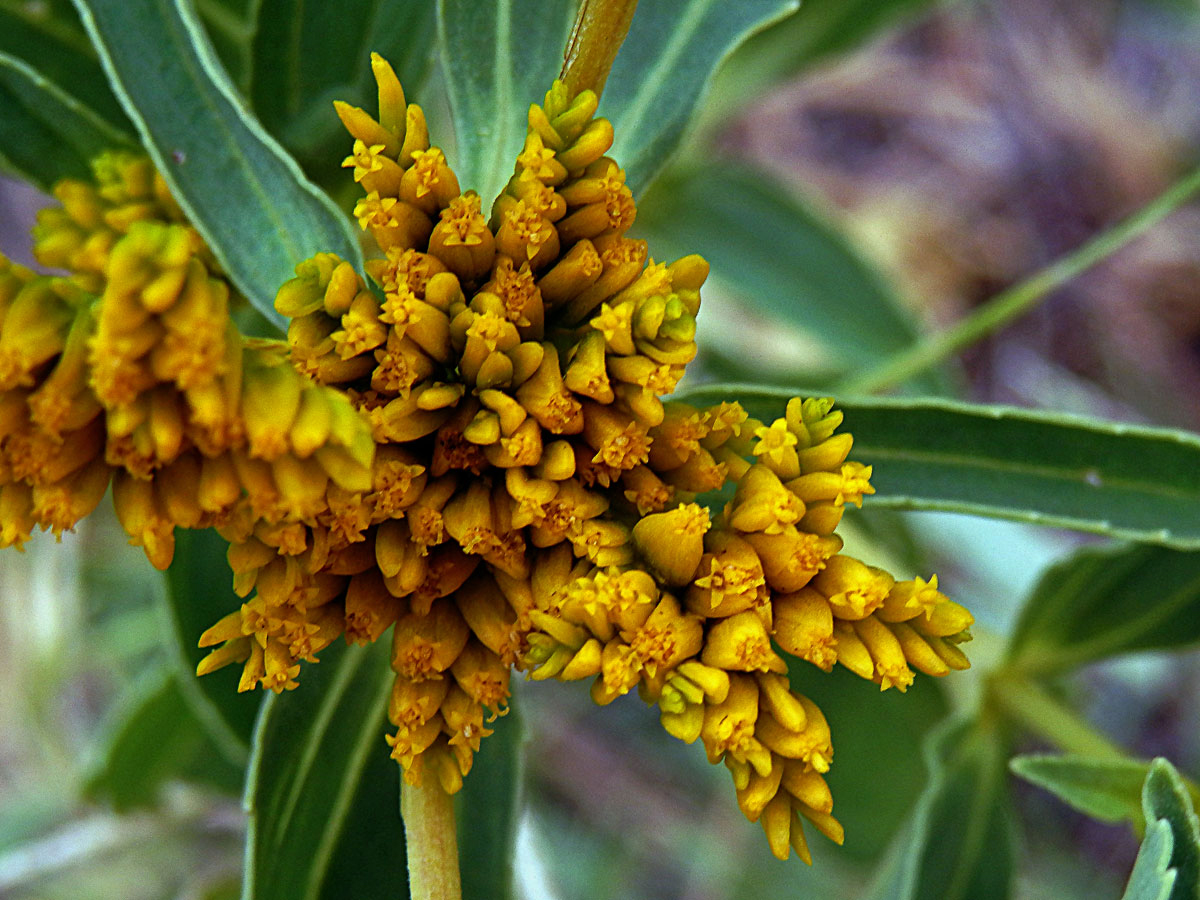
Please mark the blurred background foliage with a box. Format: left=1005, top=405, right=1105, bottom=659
left=3, top=0, right=1200, bottom=898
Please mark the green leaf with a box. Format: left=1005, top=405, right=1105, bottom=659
left=868, top=717, right=1014, bottom=900
left=243, top=639, right=406, bottom=900
left=0, top=3, right=131, bottom=132
left=437, top=0, right=803, bottom=199
left=0, top=51, right=133, bottom=190
left=457, top=703, right=524, bottom=900
left=250, top=0, right=436, bottom=172
left=72, top=0, right=363, bottom=329
left=1009, top=754, right=1148, bottom=827
left=638, top=166, right=948, bottom=394
left=787, top=657, right=948, bottom=859
left=601, top=0, right=799, bottom=194
left=1122, top=820, right=1177, bottom=900
left=1128, top=759, right=1200, bottom=900
left=163, top=527, right=261, bottom=755
left=194, top=0, right=257, bottom=94
left=83, top=669, right=244, bottom=812
left=674, top=387, right=1200, bottom=549
left=436, top=0, right=577, bottom=204
left=1005, top=543, right=1200, bottom=675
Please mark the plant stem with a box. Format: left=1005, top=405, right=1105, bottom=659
left=988, top=674, right=1124, bottom=759
left=561, top=0, right=639, bottom=99
left=402, top=780, right=462, bottom=900
left=840, top=164, right=1200, bottom=395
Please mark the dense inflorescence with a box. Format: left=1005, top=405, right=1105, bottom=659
left=0, top=157, right=374, bottom=570
left=0, top=54, right=973, bottom=862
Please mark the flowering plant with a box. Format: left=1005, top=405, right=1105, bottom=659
left=2, top=1, right=1200, bottom=899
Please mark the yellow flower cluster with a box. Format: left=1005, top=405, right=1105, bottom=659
left=1, top=154, right=374, bottom=582
left=520, top=396, right=972, bottom=860
left=0, top=54, right=975, bottom=863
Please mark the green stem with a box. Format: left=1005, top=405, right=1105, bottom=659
left=402, top=780, right=462, bottom=900
left=561, top=0, right=639, bottom=99
left=988, top=674, right=1124, bottom=759
left=840, top=164, right=1200, bottom=395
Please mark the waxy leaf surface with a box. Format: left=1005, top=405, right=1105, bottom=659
left=73, top=0, right=362, bottom=329
left=437, top=0, right=799, bottom=202
left=1010, top=754, right=1150, bottom=827
left=437, top=0, right=577, bottom=205
left=1122, top=760, right=1200, bottom=900
left=678, top=387, right=1200, bottom=549
left=243, top=639, right=404, bottom=900
left=602, top=0, right=799, bottom=193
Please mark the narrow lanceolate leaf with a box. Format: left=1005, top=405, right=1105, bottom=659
left=1123, top=759, right=1200, bottom=900
left=675, top=387, right=1200, bottom=549
left=163, top=527, right=261, bottom=755
left=83, top=669, right=244, bottom=812
left=243, top=639, right=406, bottom=900
left=0, top=4, right=131, bottom=132
left=251, top=0, right=436, bottom=171
left=1009, top=755, right=1150, bottom=828
left=1122, top=821, right=1177, bottom=900
left=639, top=166, right=947, bottom=394
left=437, top=0, right=577, bottom=204
left=602, top=0, right=798, bottom=193
left=1006, top=543, right=1200, bottom=676
left=0, top=51, right=132, bottom=190
left=457, top=704, right=524, bottom=900
left=868, top=717, right=1014, bottom=900
left=72, top=0, right=362, bottom=328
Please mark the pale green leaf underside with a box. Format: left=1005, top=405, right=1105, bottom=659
left=1122, top=821, right=1177, bottom=900
left=1010, top=755, right=1148, bottom=826
left=73, top=0, right=362, bottom=329
left=243, top=639, right=403, bottom=900
left=437, top=0, right=799, bottom=204
left=1133, top=760, right=1200, bottom=900
left=436, top=0, right=576, bottom=205
left=0, top=50, right=132, bottom=190
left=603, top=0, right=799, bottom=193
left=676, top=386, right=1200, bottom=548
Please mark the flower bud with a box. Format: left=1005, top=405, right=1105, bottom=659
left=631, top=502, right=709, bottom=586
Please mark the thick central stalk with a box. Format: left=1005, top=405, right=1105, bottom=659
left=561, top=0, right=639, bottom=99
left=402, top=779, right=462, bottom=900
